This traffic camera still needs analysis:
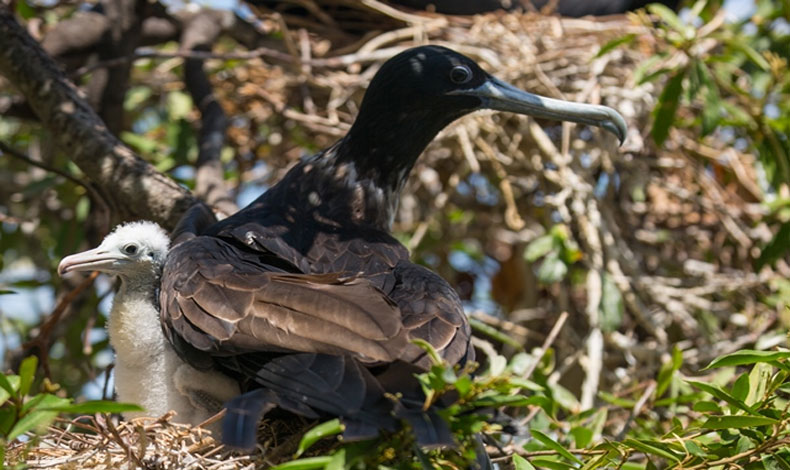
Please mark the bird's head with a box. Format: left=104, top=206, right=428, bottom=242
left=58, top=221, right=170, bottom=279
left=353, top=45, right=626, bottom=145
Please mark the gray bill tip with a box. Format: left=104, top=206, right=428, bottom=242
left=602, top=109, right=627, bottom=145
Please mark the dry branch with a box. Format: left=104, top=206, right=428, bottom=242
left=0, top=5, right=195, bottom=228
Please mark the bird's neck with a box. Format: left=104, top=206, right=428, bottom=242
left=293, top=108, right=451, bottom=230
left=336, top=115, right=441, bottom=191
left=109, top=275, right=164, bottom=362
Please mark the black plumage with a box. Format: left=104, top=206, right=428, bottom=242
left=160, top=45, right=626, bottom=452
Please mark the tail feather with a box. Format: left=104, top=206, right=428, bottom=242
left=222, top=390, right=276, bottom=450
left=471, top=433, right=493, bottom=470
left=394, top=403, right=454, bottom=448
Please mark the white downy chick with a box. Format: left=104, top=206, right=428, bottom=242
left=58, top=221, right=238, bottom=427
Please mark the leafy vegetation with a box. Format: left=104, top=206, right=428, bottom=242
left=0, top=356, right=140, bottom=468
left=610, top=0, right=790, bottom=265
left=266, top=345, right=790, bottom=469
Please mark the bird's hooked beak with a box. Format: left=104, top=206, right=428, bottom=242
left=57, top=247, right=126, bottom=276
left=453, top=75, right=628, bottom=144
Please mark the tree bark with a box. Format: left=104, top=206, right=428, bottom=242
left=181, top=10, right=238, bottom=216
left=0, top=6, right=195, bottom=229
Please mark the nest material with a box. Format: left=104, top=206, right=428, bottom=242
left=12, top=5, right=778, bottom=469
left=8, top=412, right=318, bottom=469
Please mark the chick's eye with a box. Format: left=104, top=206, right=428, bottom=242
left=123, top=244, right=138, bottom=255
left=450, top=65, right=472, bottom=84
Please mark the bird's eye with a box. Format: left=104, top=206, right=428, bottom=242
left=450, top=65, right=472, bottom=84
left=123, top=244, right=138, bottom=255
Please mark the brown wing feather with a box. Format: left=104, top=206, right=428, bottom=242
left=388, top=260, right=473, bottom=368
left=161, top=236, right=412, bottom=363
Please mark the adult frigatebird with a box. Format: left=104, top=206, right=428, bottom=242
left=160, top=45, right=626, bottom=450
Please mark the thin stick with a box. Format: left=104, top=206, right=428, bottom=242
left=522, top=311, right=569, bottom=382
left=616, top=380, right=657, bottom=440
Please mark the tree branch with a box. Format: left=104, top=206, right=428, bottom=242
left=84, top=0, right=144, bottom=135
left=0, top=6, right=195, bottom=229
left=181, top=10, right=238, bottom=216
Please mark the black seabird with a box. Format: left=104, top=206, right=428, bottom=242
left=160, top=45, right=626, bottom=452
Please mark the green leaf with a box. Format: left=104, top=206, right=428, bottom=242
left=525, top=235, right=556, bottom=262
left=42, top=401, right=144, bottom=414
left=531, top=430, right=583, bottom=465
left=537, top=252, right=568, bottom=284
left=701, top=415, right=778, bottom=429
left=8, top=408, right=58, bottom=441
left=598, top=391, right=635, bottom=408
left=22, top=393, right=70, bottom=416
left=599, top=273, right=623, bottom=332
left=411, top=339, right=443, bottom=365
left=531, top=458, right=577, bottom=470
left=470, top=394, right=532, bottom=408
left=704, top=350, right=790, bottom=369
left=651, top=67, right=686, bottom=147
left=15, top=0, right=36, bottom=19
left=455, top=376, right=473, bottom=397
left=735, top=435, right=754, bottom=453
left=746, top=363, right=772, bottom=406
left=684, top=440, right=707, bottom=458
left=121, top=131, right=161, bottom=155
left=570, top=426, right=593, bottom=449
left=469, top=318, right=524, bottom=350
left=731, top=373, right=749, bottom=402
left=633, top=55, right=668, bottom=85
left=514, top=455, right=537, bottom=470
left=647, top=4, right=689, bottom=35
left=486, top=353, right=507, bottom=377
left=167, top=91, right=194, bottom=121
left=622, top=439, right=681, bottom=462
left=693, top=60, right=721, bottom=135
left=325, top=448, right=345, bottom=470
left=0, top=374, right=17, bottom=399
left=656, top=345, right=683, bottom=398
left=0, top=407, right=17, bottom=436
left=686, top=380, right=755, bottom=414
left=692, top=401, right=721, bottom=413
left=124, top=86, right=152, bottom=111
left=551, top=383, right=580, bottom=412
left=296, top=419, right=344, bottom=457
left=271, top=456, right=333, bottom=470
left=18, top=356, right=37, bottom=397
left=757, top=224, right=790, bottom=269
left=596, top=34, right=638, bottom=57
left=732, top=43, right=770, bottom=71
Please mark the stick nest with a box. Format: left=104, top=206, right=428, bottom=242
left=11, top=4, right=778, bottom=468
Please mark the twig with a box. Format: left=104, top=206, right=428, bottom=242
left=21, top=271, right=99, bottom=378
left=72, top=44, right=414, bottom=77
left=616, top=380, right=657, bottom=440
left=0, top=141, right=91, bottom=191
left=522, top=311, right=569, bottom=382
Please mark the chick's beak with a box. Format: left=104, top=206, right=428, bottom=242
left=57, top=248, right=124, bottom=276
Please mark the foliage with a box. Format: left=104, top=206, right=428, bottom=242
left=0, top=356, right=141, bottom=468
left=524, top=225, right=582, bottom=285
left=267, top=343, right=790, bottom=470
left=273, top=340, right=539, bottom=469
left=607, top=0, right=790, bottom=264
